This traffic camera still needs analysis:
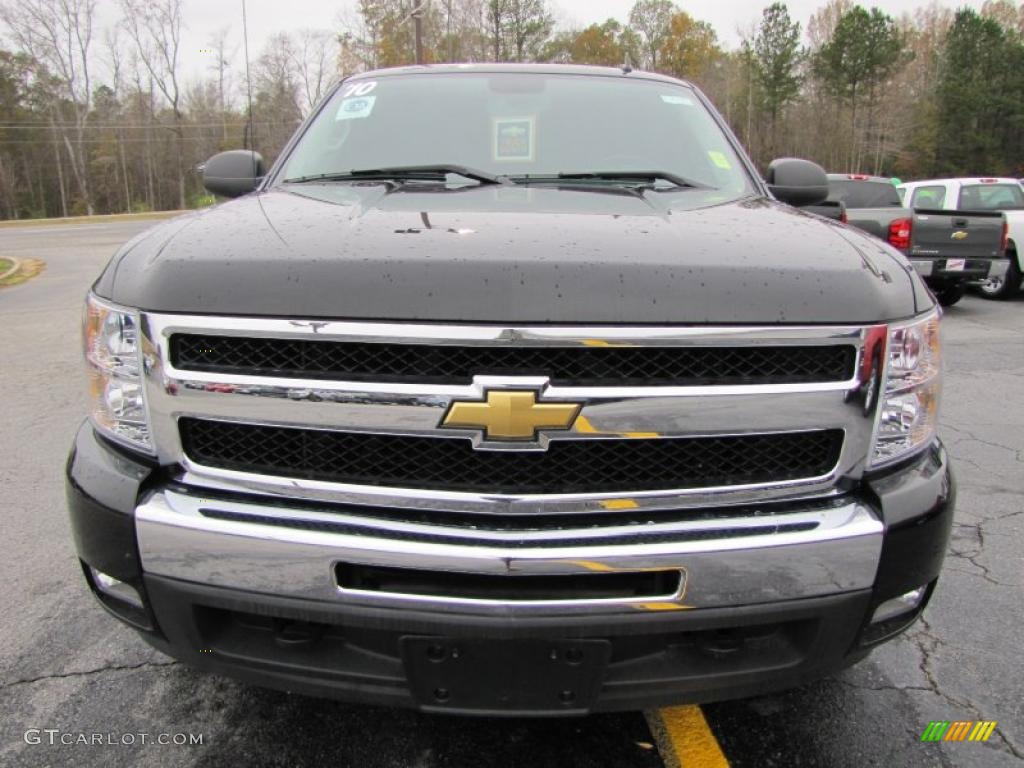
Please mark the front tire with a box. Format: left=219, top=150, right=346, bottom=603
left=935, top=284, right=966, bottom=307
left=979, top=251, right=1020, bottom=300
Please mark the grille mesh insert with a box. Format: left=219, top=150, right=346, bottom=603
left=179, top=418, right=844, bottom=495
left=171, top=334, right=856, bottom=386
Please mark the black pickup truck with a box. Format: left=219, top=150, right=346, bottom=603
left=67, top=65, right=953, bottom=715
left=827, top=174, right=1007, bottom=306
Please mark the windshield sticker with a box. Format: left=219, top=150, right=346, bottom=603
left=336, top=95, right=376, bottom=121
left=708, top=150, right=732, bottom=170
left=494, top=118, right=535, bottom=162
left=340, top=81, right=377, bottom=98
left=661, top=94, right=694, bottom=106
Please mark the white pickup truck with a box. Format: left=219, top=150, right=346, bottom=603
left=899, top=178, right=1023, bottom=299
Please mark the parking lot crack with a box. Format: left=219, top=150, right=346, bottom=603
left=942, top=423, right=1021, bottom=458
left=831, top=677, right=932, bottom=694
left=910, top=618, right=1024, bottom=760
left=948, top=522, right=1013, bottom=587
left=0, top=659, right=180, bottom=689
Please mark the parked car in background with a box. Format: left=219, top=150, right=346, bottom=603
left=827, top=174, right=1008, bottom=307
left=898, top=177, right=1023, bottom=299
left=802, top=198, right=846, bottom=222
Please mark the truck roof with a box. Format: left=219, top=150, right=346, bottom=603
left=347, top=62, right=694, bottom=89
left=899, top=177, right=1022, bottom=186
left=827, top=173, right=894, bottom=184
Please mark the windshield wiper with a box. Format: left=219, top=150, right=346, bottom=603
left=556, top=171, right=709, bottom=189
left=509, top=171, right=709, bottom=189
left=284, top=165, right=511, bottom=186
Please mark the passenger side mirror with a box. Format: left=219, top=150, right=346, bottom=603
left=766, top=158, right=829, bottom=207
left=202, top=150, right=266, bottom=198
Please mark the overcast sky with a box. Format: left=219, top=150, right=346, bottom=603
left=167, top=0, right=990, bottom=80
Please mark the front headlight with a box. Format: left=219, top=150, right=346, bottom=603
left=869, top=309, right=941, bottom=468
left=83, top=294, right=153, bottom=453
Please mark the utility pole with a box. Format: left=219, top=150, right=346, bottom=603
left=413, top=0, right=424, bottom=65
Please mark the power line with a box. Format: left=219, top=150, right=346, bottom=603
left=0, top=121, right=294, bottom=129
left=0, top=136, right=286, bottom=145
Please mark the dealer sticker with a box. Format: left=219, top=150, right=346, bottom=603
left=336, top=95, right=376, bottom=121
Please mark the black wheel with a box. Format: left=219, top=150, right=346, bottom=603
left=979, top=251, right=1021, bottom=300
left=935, top=284, right=966, bottom=307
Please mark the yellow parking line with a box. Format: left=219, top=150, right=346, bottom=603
left=646, top=705, right=729, bottom=768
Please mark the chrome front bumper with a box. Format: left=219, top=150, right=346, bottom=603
left=136, top=488, right=884, bottom=616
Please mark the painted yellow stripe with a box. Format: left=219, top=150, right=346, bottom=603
left=646, top=705, right=729, bottom=768
left=600, top=499, right=639, bottom=510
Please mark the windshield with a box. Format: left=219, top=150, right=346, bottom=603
left=278, top=73, right=753, bottom=198
left=958, top=183, right=1024, bottom=211
left=827, top=180, right=902, bottom=208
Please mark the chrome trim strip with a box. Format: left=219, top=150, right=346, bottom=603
left=136, top=489, right=883, bottom=614
left=173, top=458, right=845, bottom=516
left=337, top=570, right=688, bottom=608
left=144, top=313, right=869, bottom=347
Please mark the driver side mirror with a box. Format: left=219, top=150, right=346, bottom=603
left=202, top=150, right=266, bottom=198
left=766, top=158, right=829, bottom=207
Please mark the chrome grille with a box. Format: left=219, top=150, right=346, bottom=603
left=140, top=314, right=879, bottom=515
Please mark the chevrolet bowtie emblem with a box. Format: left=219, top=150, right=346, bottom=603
left=951, top=230, right=969, bottom=241
left=441, top=390, right=582, bottom=441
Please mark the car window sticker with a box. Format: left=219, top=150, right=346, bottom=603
left=708, top=151, right=732, bottom=170
left=336, top=95, right=377, bottom=121
left=493, top=117, right=535, bottom=162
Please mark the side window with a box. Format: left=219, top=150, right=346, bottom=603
left=911, top=185, right=946, bottom=209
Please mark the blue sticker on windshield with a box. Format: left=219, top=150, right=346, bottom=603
left=336, top=95, right=376, bottom=121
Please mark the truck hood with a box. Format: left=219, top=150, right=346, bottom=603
left=96, top=183, right=923, bottom=324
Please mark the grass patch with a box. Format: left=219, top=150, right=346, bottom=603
left=0, top=257, right=12, bottom=275
left=0, top=258, right=45, bottom=288
left=0, top=210, right=187, bottom=229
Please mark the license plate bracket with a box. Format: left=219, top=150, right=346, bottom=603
left=401, top=636, right=612, bottom=714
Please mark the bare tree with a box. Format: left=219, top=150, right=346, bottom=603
left=119, top=0, right=187, bottom=209
left=0, top=0, right=97, bottom=214
left=205, top=26, right=235, bottom=143
left=103, top=28, right=132, bottom=212
left=292, top=29, right=338, bottom=114
left=252, top=32, right=303, bottom=162
left=207, top=27, right=234, bottom=141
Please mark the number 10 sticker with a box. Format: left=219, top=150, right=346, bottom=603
left=341, top=81, right=377, bottom=98
left=336, top=81, right=378, bottom=121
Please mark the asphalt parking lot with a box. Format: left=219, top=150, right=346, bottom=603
left=0, top=219, right=1021, bottom=767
